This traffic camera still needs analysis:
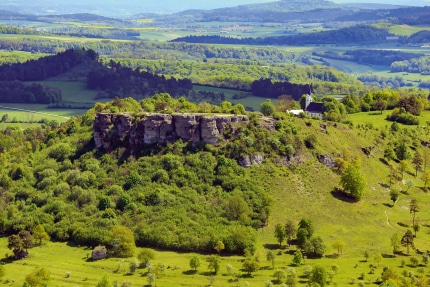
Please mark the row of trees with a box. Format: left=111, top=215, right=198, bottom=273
left=0, top=81, right=62, bottom=104
left=0, top=48, right=97, bottom=82
left=172, top=26, right=389, bottom=46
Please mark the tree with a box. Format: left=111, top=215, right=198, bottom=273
left=409, top=199, right=419, bottom=227
left=8, top=234, right=24, bottom=259
left=273, top=269, right=286, bottom=283
left=363, top=250, right=369, bottom=262
left=138, top=248, right=155, bottom=267
left=242, top=257, right=259, bottom=276
left=266, top=251, right=275, bottom=269
left=401, top=230, right=415, bottom=255
left=296, top=228, right=309, bottom=249
left=310, top=265, right=327, bottom=287
left=19, top=230, right=33, bottom=252
left=413, top=222, right=420, bottom=237
left=147, top=272, right=156, bottom=287
left=285, top=220, right=296, bottom=246
left=206, top=255, right=221, bottom=274
left=304, top=236, right=326, bottom=258
left=25, top=268, right=51, bottom=287
left=286, top=267, right=297, bottom=287
left=214, top=240, right=225, bottom=255
left=412, top=151, right=423, bottom=177
left=225, top=194, right=250, bottom=221
left=274, top=223, right=286, bottom=246
left=421, top=170, right=430, bottom=189
left=399, top=160, right=410, bottom=180
left=391, top=233, right=401, bottom=254
left=32, top=224, right=50, bottom=246
left=298, top=218, right=314, bottom=237
left=260, top=99, right=275, bottom=116
left=190, top=256, right=201, bottom=271
left=340, top=160, right=366, bottom=200
left=396, top=141, right=410, bottom=161
left=109, top=225, right=136, bottom=258
left=384, top=145, right=396, bottom=162
left=332, top=239, right=345, bottom=255
left=389, top=190, right=399, bottom=207
left=292, top=250, right=304, bottom=266
left=374, top=253, right=383, bottom=267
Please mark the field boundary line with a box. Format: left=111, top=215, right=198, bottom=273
left=0, top=105, right=70, bottom=119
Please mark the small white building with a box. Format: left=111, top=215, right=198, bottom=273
left=305, top=93, right=324, bottom=119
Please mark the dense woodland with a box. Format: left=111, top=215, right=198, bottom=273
left=172, top=26, right=390, bottom=46
left=0, top=48, right=97, bottom=82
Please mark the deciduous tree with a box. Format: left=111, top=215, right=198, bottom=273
left=109, top=225, right=136, bottom=258
left=310, top=265, right=327, bottom=287
left=274, top=223, right=286, bottom=246
left=25, top=268, right=51, bottom=287
left=242, top=256, right=259, bottom=276
left=340, top=160, right=365, bottom=200
left=412, top=151, right=423, bottom=177
left=214, top=240, right=225, bottom=255
left=190, top=256, right=201, bottom=271
left=391, top=233, right=401, bottom=254
left=32, top=224, right=50, bottom=246
left=409, top=199, right=419, bottom=227
left=292, top=250, right=304, bottom=266
left=266, top=251, right=275, bottom=269
left=285, top=220, right=296, bottom=246
left=138, top=248, right=155, bottom=267
left=401, top=230, right=415, bottom=255
left=206, top=255, right=221, bottom=274
left=332, top=239, right=345, bottom=255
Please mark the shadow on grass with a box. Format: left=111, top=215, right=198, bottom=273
left=383, top=203, right=392, bottom=208
left=379, top=158, right=390, bottom=166
left=263, top=243, right=283, bottom=250
left=200, top=271, right=216, bottom=276
left=379, top=181, right=389, bottom=188
left=182, top=270, right=198, bottom=275
left=331, top=188, right=359, bottom=203
left=382, top=254, right=396, bottom=258
left=326, top=253, right=340, bottom=259
left=419, top=186, right=428, bottom=193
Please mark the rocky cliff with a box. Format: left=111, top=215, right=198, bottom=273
left=93, top=113, right=249, bottom=151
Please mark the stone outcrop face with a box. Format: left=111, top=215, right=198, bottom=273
left=94, top=113, right=249, bottom=151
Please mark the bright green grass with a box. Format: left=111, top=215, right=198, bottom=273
left=346, top=111, right=392, bottom=129
left=35, top=81, right=99, bottom=104
left=346, top=110, right=430, bottom=129
left=388, top=25, right=430, bottom=36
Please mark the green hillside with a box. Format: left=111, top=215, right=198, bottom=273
left=0, top=95, right=429, bottom=286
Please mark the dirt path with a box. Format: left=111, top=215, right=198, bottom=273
left=385, top=208, right=401, bottom=232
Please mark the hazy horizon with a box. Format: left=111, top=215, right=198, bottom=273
left=0, top=0, right=428, bottom=16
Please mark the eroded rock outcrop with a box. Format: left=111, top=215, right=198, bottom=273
left=94, top=113, right=249, bottom=151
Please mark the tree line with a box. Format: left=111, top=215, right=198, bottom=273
left=171, top=26, right=389, bottom=46
left=0, top=81, right=62, bottom=104
left=0, top=48, right=97, bottom=81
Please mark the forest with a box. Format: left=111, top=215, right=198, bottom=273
left=172, top=26, right=390, bottom=46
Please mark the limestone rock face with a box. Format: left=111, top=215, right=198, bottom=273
left=93, top=113, right=249, bottom=151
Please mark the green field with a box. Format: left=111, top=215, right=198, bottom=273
left=389, top=25, right=430, bottom=36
